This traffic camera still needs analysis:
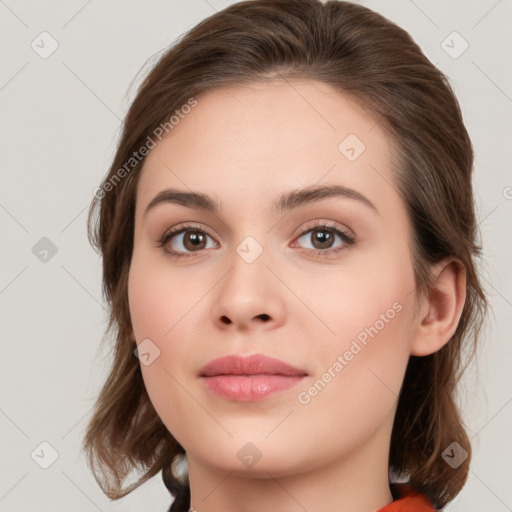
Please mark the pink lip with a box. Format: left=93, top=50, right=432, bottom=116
left=199, top=354, right=308, bottom=401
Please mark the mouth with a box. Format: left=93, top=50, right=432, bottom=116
left=200, top=374, right=307, bottom=401
left=199, top=353, right=308, bottom=401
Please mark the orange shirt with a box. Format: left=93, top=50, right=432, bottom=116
left=377, top=485, right=437, bottom=511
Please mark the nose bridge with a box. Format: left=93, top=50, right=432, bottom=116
left=211, top=230, right=285, bottom=329
left=225, top=232, right=271, bottom=303
left=224, top=209, right=274, bottom=275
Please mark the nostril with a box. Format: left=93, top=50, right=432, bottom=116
left=258, top=314, right=270, bottom=321
left=220, top=316, right=231, bottom=324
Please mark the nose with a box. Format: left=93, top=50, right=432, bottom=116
left=210, top=248, right=285, bottom=332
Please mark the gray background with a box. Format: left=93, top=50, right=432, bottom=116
left=1, top=0, right=511, bottom=511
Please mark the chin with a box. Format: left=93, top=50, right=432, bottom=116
left=186, top=435, right=310, bottom=476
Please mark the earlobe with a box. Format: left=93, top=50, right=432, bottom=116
left=410, top=259, right=467, bottom=357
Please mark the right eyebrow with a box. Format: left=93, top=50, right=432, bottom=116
left=144, top=189, right=217, bottom=217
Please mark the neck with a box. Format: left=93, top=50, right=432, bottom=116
left=186, top=419, right=394, bottom=512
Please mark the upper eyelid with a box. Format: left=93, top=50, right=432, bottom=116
left=292, top=220, right=354, bottom=239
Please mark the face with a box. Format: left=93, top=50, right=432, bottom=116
left=128, top=79, right=421, bottom=477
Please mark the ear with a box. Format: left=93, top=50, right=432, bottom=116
left=410, top=258, right=466, bottom=356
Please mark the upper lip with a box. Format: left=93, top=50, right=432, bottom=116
left=199, top=353, right=308, bottom=377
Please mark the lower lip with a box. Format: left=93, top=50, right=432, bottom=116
left=201, top=375, right=307, bottom=401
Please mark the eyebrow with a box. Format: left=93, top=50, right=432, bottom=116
left=143, top=184, right=378, bottom=217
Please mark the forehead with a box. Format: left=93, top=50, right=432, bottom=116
left=136, top=79, right=400, bottom=220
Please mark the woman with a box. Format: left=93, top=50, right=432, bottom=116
left=83, top=1, right=487, bottom=510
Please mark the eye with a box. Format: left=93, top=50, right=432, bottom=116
left=157, top=224, right=218, bottom=258
left=157, top=221, right=355, bottom=260
left=291, top=222, right=355, bottom=257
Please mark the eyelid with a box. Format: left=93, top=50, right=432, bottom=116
left=157, top=223, right=217, bottom=246
left=291, top=219, right=355, bottom=240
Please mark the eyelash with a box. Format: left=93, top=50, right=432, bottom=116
left=156, top=222, right=355, bottom=259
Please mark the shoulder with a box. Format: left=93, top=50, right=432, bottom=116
left=377, top=484, right=439, bottom=512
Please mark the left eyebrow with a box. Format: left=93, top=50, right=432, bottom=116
left=143, top=184, right=379, bottom=217
left=273, top=184, right=378, bottom=215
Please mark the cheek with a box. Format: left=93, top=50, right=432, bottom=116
left=293, top=245, right=416, bottom=411
left=294, top=295, right=415, bottom=455
left=128, top=276, right=169, bottom=342
left=127, top=252, right=207, bottom=444
left=295, top=246, right=415, bottom=357
left=128, top=250, right=202, bottom=342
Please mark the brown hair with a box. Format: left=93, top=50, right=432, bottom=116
left=83, top=0, right=487, bottom=510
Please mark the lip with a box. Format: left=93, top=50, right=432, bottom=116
left=199, top=353, right=308, bottom=401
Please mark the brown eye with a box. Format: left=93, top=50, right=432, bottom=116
left=159, top=226, right=218, bottom=258
left=293, top=223, right=355, bottom=257
left=309, top=228, right=336, bottom=249
left=180, top=231, right=207, bottom=251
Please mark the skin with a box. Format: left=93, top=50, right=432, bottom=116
left=127, top=79, right=466, bottom=512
